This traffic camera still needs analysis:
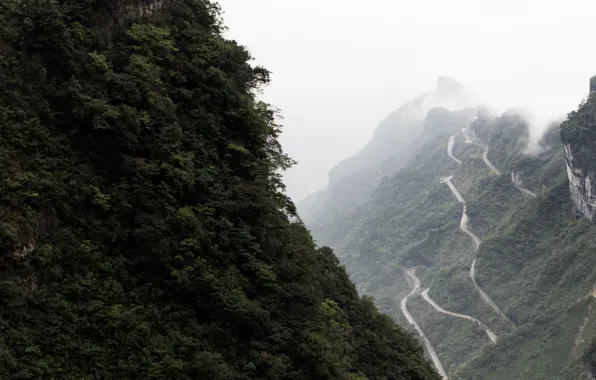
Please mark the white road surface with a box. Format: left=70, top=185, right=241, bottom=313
left=462, top=129, right=501, bottom=175
left=421, top=288, right=497, bottom=343
left=460, top=204, right=481, bottom=249
left=440, top=176, right=465, bottom=203
left=441, top=136, right=512, bottom=327
left=400, top=269, right=448, bottom=379
left=511, top=171, right=537, bottom=197
left=447, top=135, right=462, bottom=164
left=482, top=148, right=501, bottom=175
left=470, top=259, right=515, bottom=327
left=440, top=177, right=481, bottom=248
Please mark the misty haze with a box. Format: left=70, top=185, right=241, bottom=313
left=220, top=0, right=596, bottom=203
left=2, top=0, right=596, bottom=379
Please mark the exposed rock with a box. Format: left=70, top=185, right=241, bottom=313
left=564, top=144, right=596, bottom=221
left=13, top=241, right=35, bottom=261
left=123, top=0, right=165, bottom=18
left=98, top=0, right=167, bottom=21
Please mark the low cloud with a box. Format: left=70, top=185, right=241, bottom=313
left=517, top=109, right=564, bottom=155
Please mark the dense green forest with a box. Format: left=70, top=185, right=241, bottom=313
left=561, top=88, right=596, bottom=168
left=303, top=84, right=596, bottom=379
left=0, top=0, right=443, bottom=378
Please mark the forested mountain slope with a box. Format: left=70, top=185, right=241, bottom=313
left=298, top=78, right=480, bottom=226
left=303, top=84, right=596, bottom=379
left=0, top=0, right=442, bottom=378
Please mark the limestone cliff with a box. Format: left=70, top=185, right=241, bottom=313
left=560, top=76, right=596, bottom=221
left=564, top=144, right=596, bottom=220
left=561, top=77, right=596, bottom=221
left=123, top=0, right=165, bottom=18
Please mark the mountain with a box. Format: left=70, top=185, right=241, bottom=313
left=329, top=77, right=478, bottom=185
left=298, top=77, right=481, bottom=227
left=302, top=76, right=596, bottom=379
left=0, top=0, right=443, bottom=378
left=560, top=78, right=596, bottom=221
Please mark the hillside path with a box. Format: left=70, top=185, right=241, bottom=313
left=447, top=135, right=462, bottom=164
left=421, top=287, right=497, bottom=343
left=470, top=259, right=515, bottom=326
left=400, top=269, right=448, bottom=379
left=511, top=171, right=537, bottom=197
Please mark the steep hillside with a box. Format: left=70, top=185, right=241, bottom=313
left=0, top=0, right=442, bottom=379
left=304, top=87, right=596, bottom=379
left=329, top=77, right=474, bottom=185
left=561, top=80, right=596, bottom=221
left=298, top=78, right=480, bottom=225
left=561, top=81, right=596, bottom=378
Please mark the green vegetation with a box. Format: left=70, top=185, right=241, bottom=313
left=298, top=79, right=478, bottom=226
left=0, top=0, right=443, bottom=378
left=561, top=95, right=596, bottom=167
left=305, top=103, right=596, bottom=379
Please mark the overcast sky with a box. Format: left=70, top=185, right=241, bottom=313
left=217, top=0, right=596, bottom=202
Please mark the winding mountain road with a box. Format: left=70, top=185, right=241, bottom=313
left=511, top=171, right=537, bottom=197
left=421, top=288, right=497, bottom=343
left=462, top=128, right=501, bottom=175
left=440, top=177, right=481, bottom=248
left=440, top=176, right=465, bottom=203
left=482, top=148, right=501, bottom=175
left=447, top=135, right=462, bottom=164
left=442, top=181, right=504, bottom=319
left=460, top=204, right=481, bottom=249
left=440, top=137, right=512, bottom=327
left=470, top=259, right=515, bottom=326
left=400, top=269, right=448, bottom=379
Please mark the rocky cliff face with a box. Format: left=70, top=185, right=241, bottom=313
left=124, top=0, right=165, bottom=18
left=100, top=0, right=166, bottom=20
left=559, top=77, right=596, bottom=221
left=564, top=144, right=596, bottom=220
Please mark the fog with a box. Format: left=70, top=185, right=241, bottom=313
left=217, top=0, right=596, bottom=202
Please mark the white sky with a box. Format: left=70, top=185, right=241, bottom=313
left=217, top=0, right=596, bottom=201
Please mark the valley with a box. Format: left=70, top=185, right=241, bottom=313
left=300, top=78, right=596, bottom=379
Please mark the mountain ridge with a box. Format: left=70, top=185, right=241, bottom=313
left=301, top=77, right=596, bottom=379
left=0, top=1, right=444, bottom=378
left=298, top=78, right=481, bottom=227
